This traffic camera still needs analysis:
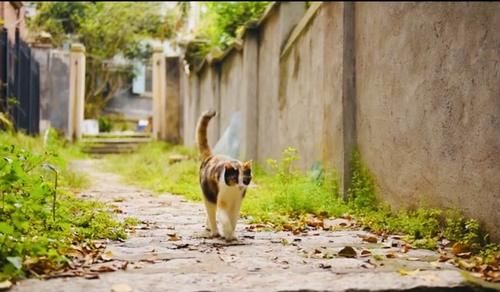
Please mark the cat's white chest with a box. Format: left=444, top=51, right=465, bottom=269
left=218, top=183, right=243, bottom=206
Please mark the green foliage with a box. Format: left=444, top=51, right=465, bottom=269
left=29, top=2, right=166, bottom=58
left=186, top=2, right=270, bottom=68
left=98, top=116, right=112, bottom=133
left=28, top=2, right=88, bottom=45
left=444, top=215, right=486, bottom=252
left=242, top=147, right=344, bottom=225
left=197, top=2, right=269, bottom=48
left=347, top=151, right=378, bottom=211
left=0, top=132, right=132, bottom=281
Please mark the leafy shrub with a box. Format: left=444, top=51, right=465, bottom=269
left=98, top=116, right=112, bottom=133
left=0, top=132, right=131, bottom=281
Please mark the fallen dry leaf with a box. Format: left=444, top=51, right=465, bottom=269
left=338, top=246, right=357, bottom=258
left=167, top=233, right=181, bottom=241
left=401, top=244, right=412, bottom=253
left=140, top=256, right=157, bottom=264
left=438, top=254, right=452, bottom=262
left=90, top=264, right=117, bottom=273
left=452, top=242, right=469, bottom=255
left=360, top=250, right=372, bottom=257
left=457, top=260, right=476, bottom=270
left=306, top=218, right=324, bottom=229
left=362, top=236, right=378, bottom=244
left=84, top=273, right=99, bottom=280
left=457, top=252, right=472, bottom=259
left=100, top=251, right=113, bottom=262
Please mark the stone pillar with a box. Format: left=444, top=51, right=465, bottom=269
left=152, top=46, right=166, bottom=140
left=239, top=28, right=259, bottom=161
left=165, top=57, right=181, bottom=143
left=68, top=43, right=85, bottom=141
left=183, top=73, right=200, bottom=148
left=341, top=2, right=356, bottom=200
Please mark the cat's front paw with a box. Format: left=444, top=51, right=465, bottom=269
left=210, top=230, right=220, bottom=238
left=222, top=233, right=237, bottom=242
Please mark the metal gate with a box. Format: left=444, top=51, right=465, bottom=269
left=0, top=28, right=40, bottom=135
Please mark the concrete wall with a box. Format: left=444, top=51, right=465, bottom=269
left=218, top=50, right=243, bottom=138
left=354, top=2, right=500, bottom=240
left=279, top=3, right=344, bottom=172
left=32, top=48, right=71, bottom=135
left=257, top=8, right=281, bottom=163
left=180, top=2, right=500, bottom=239
left=165, top=57, right=182, bottom=144
left=198, top=63, right=219, bottom=147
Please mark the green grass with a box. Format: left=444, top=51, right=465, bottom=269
left=104, top=142, right=201, bottom=201
left=241, top=147, right=348, bottom=225
left=103, top=142, right=498, bottom=263
left=0, top=130, right=135, bottom=282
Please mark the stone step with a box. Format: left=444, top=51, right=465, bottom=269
left=82, top=132, right=151, bottom=139
left=80, top=132, right=152, bottom=154
left=81, top=137, right=152, bottom=144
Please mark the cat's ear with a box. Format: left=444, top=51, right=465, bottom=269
left=243, top=160, right=253, bottom=168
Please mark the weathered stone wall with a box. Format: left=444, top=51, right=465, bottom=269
left=355, top=2, right=500, bottom=239
left=180, top=2, right=500, bottom=239
left=279, top=3, right=344, bottom=173
left=218, top=50, right=243, bottom=139
left=257, top=8, right=281, bottom=163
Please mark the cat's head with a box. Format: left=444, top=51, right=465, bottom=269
left=224, top=160, right=252, bottom=187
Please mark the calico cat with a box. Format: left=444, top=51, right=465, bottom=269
left=196, top=110, right=252, bottom=241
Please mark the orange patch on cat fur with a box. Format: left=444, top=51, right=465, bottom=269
left=218, top=200, right=227, bottom=209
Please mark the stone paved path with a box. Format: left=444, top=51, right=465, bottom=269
left=13, top=159, right=476, bottom=292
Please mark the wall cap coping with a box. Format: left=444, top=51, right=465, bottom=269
left=70, top=43, right=85, bottom=53
left=191, top=2, right=280, bottom=74
left=280, top=2, right=323, bottom=59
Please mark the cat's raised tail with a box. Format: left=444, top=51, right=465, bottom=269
left=196, top=109, right=216, bottom=160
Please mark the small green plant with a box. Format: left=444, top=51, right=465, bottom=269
left=185, top=2, right=270, bottom=68
left=98, top=116, right=112, bottom=133
left=347, top=151, right=378, bottom=211
left=444, top=215, right=485, bottom=252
